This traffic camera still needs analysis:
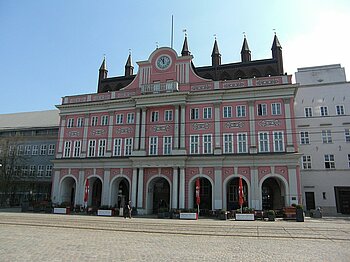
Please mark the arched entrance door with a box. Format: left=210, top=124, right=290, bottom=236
left=60, top=177, right=76, bottom=206
left=193, top=177, right=212, bottom=215
left=261, top=177, right=286, bottom=210
left=148, top=177, right=170, bottom=214
left=226, top=177, right=248, bottom=210
left=90, top=177, right=102, bottom=207
left=110, top=178, right=130, bottom=208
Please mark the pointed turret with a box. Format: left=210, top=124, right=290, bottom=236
left=241, top=37, right=251, bottom=62
left=181, top=36, right=191, bottom=56
left=211, top=39, right=221, bottom=67
left=271, top=34, right=284, bottom=74
left=98, top=57, right=108, bottom=92
left=125, top=53, right=134, bottom=76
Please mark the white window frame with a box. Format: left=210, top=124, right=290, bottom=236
left=190, top=108, right=199, bottom=120
left=67, top=118, right=74, bottom=128
left=304, top=107, right=313, bottom=117
left=113, top=138, right=122, bottom=156
left=127, top=113, right=135, bottom=124
left=302, top=155, right=312, bottom=169
left=163, top=136, right=172, bottom=155
left=63, top=141, right=71, bottom=157
left=151, top=111, right=159, bottom=122
left=164, top=110, right=173, bottom=122
left=46, top=165, right=53, bottom=177
left=91, top=116, right=98, bottom=126
left=37, top=165, right=44, bottom=177
left=73, top=140, right=81, bottom=157
left=98, top=139, right=106, bottom=157
left=29, top=165, right=36, bottom=176
left=88, top=140, right=96, bottom=157
left=237, top=133, right=247, bottom=153
left=258, top=132, right=269, bottom=152
left=324, top=154, right=335, bottom=169
left=336, top=105, right=345, bottom=115
left=300, top=131, right=310, bottom=144
left=116, top=114, right=124, bottom=124
left=236, top=105, right=246, bottom=117
left=101, top=115, right=109, bottom=126
left=32, top=145, right=39, bottom=155
left=223, top=133, right=234, bottom=154
left=202, top=134, right=212, bottom=154
left=257, top=104, right=267, bottom=116
left=17, top=145, right=24, bottom=156
left=40, top=144, right=47, bottom=155
left=271, top=103, right=282, bottom=115
left=124, top=138, right=133, bottom=156
left=24, top=145, right=31, bottom=155
left=203, top=107, right=212, bottom=119
left=77, top=117, right=84, bottom=127
left=48, top=144, right=55, bottom=155
left=320, top=106, right=328, bottom=116
left=223, top=106, right=232, bottom=118
left=322, top=130, right=332, bottom=144
left=190, top=135, right=199, bottom=154
left=149, top=136, right=158, bottom=155
left=345, top=129, right=350, bottom=142
left=273, top=131, right=284, bottom=152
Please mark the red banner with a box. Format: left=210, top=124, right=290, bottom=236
left=238, top=177, right=244, bottom=207
left=195, top=178, right=200, bottom=205
left=83, top=179, right=89, bottom=203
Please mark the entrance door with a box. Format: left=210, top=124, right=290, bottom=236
left=152, top=178, right=170, bottom=214
left=335, top=187, right=350, bottom=214
left=305, top=192, right=315, bottom=211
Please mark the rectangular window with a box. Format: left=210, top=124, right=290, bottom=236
left=273, top=131, right=284, bottom=152
left=37, top=165, right=44, bottom=177
left=67, top=118, right=74, bottom=128
left=300, top=131, right=310, bottom=144
left=271, top=103, right=282, bottom=115
left=304, top=107, right=313, bottom=117
left=46, top=165, right=53, bottom=177
left=236, top=105, right=246, bottom=117
left=98, top=139, right=106, bottom=157
left=190, top=135, right=199, bottom=154
left=88, top=140, right=96, bottom=157
left=17, top=145, right=24, bottom=156
left=348, top=154, right=350, bottom=168
left=223, top=106, right=232, bottom=118
left=113, top=138, right=122, bottom=156
left=127, top=113, right=135, bottom=124
left=223, top=133, right=234, bottom=154
left=324, top=154, right=335, bottom=169
left=91, top=116, right=98, bottom=126
left=22, top=166, right=29, bottom=176
left=32, top=145, right=39, bottom=155
left=203, top=107, right=212, bottom=119
left=24, top=145, right=31, bottom=155
left=124, top=138, right=133, bottom=156
left=163, top=136, right=172, bottom=155
left=151, top=111, right=159, bottom=122
left=345, top=129, right=350, bottom=142
left=73, top=140, right=81, bottom=157
left=190, top=108, right=199, bottom=120
left=257, top=104, right=267, bottom=116
left=116, top=114, right=123, bottom=124
left=320, top=106, right=328, bottom=116
left=237, top=133, right=247, bottom=153
left=302, top=155, right=312, bottom=169
left=259, top=132, right=269, bottom=152
left=8, top=145, right=15, bottom=156
left=203, top=134, right=212, bottom=154
left=77, top=117, right=84, bottom=127
left=40, top=144, right=47, bottom=155
left=322, top=130, right=332, bottom=143
left=101, top=115, right=109, bottom=126
left=63, top=141, right=71, bottom=157
left=336, top=105, right=345, bottom=115
left=149, top=136, right=158, bottom=155
left=164, top=110, right=173, bottom=121
left=29, top=165, right=36, bottom=176
left=48, top=144, right=55, bottom=155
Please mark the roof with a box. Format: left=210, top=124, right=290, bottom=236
left=0, top=110, right=60, bottom=131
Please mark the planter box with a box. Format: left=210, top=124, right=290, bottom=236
left=97, top=209, right=113, bottom=216
left=180, top=213, right=198, bottom=220
left=235, top=213, right=255, bottom=221
left=54, top=207, right=70, bottom=214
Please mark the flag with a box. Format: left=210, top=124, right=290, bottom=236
left=238, top=177, right=244, bottom=208
left=195, top=178, right=200, bottom=205
left=83, top=179, right=89, bottom=204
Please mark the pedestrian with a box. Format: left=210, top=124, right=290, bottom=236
left=127, top=201, right=132, bottom=219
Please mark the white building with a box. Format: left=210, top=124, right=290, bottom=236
left=295, top=64, right=350, bottom=215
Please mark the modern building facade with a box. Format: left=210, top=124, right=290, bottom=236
left=0, top=110, right=59, bottom=206
left=52, top=36, right=301, bottom=214
left=295, top=64, right=350, bottom=215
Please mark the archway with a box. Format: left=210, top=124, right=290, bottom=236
left=147, top=177, right=170, bottom=214
left=60, top=176, right=76, bottom=206
left=192, top=177, right=212, bottom=215
left=261, top=177, right=286, bottom=210
left=90, top=177, right=102, bottom=207
left=226, top=177, right=248, bottom=211
left=110, top=177, right=130, bottom=208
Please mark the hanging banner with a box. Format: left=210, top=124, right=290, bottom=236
left=83, top=179, right=89, bottom=206
left=238, top=177, right=244, bottom=208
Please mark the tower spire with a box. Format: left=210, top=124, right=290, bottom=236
left=271, top=31, right=284, bottom=74
left=98, top=56, right=108, bottom=93
left=211, top=36, right=221, bottom=67
left=241, top=33, right=251, bottom=62
left=125, top=50, right=134, bottom=76
left=181, top=29, right=191, bottom=56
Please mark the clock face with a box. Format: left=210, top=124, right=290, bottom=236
left=156, top=55, right=171, bottom=70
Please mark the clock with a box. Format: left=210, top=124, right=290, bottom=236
left=156, top=55, right=171, bottom=70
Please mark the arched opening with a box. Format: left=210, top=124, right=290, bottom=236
left=250, top=68, right=261, bottom=78
left=90, top=177, right=102, bottom=207
left=226, top=177, right=248, bottom=210
left=60, top=177, right=76, bottom=206
left=148, top=177, right=170, bottom=214
left=193, top=177, right=212, bottom=215
left=261, top=177, right=286, bottom=210
left=110, top=177, right=130, bottom=208
left=234, top=70, right=246, bottom=79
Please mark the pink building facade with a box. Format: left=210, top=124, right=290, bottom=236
left=52, top=41, right=301, bottom=214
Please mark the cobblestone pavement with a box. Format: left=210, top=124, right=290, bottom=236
left=0, top=212, right=350, bottom=261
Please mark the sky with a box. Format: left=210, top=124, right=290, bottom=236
left=1, top=0, right=350, bottom=114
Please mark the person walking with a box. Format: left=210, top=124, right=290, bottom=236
left=127, top=201, right=132, bottom=219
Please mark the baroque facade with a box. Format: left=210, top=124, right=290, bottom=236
left=52, top=36, right=301, bottom=214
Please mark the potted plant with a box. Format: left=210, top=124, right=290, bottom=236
left=296, top=204, right=304, bottom=222
left=267, top=210, right=276, bottom=221
left=219, top=209, right=228, bottom=220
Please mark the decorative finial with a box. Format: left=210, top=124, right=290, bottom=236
left=243, top=32, right=246, bottom=38
left=156, top=42, right=159, bottom=49
left=273, top=29, right=276, bottom=35
left=183, top=29, right=187, bottom=37
left=128, top=49, right=131, bottom=55
left=213, top=34, right=217, bottom=40
left=103, top=53, right=106, bottom=60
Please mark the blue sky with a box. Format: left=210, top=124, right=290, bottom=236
left=1, top=0, right=350, bottom=114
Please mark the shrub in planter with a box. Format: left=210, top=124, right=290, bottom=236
left=267, top=210, right=276, bottom=221
left=219, top=209, right=228, bottom=220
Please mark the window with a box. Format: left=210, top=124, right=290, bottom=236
left=223, top=106, right=232, bottom=118
left=40, top=144, right=47, bottom=155
left=271, top=103, right=281, bottom=115
left=259, top=132, right=269, bottom=152
left=345, top=129, right=350, bottom=142
left=88, top=140, right=96, bottom=157
left=29, top=165, right=36, bottom=176
left=127, top=113, right=135, bottom=124
left=46, top=165, right=53, bottom=177
left=116, top=114, right=123, bottom=124
left=302, top=155, right=312, bottom=169
left=304, top=107, right=313, bottom=117
left=149, top=136, right=158, bottom=155
left=48, top=144, right=55, bottom=155
left=124, top=138, right=133, bottom=156
left=203, top=134, right=212, bottom=154
left=336, top=105, right=345, bottom=115
left=273, top=131, right=284, bottom=152
left=190, top=135, right=199, bottom=154
left=348, top=154, right=350, bottom=168
left=8, top=145, right=15, bottom=156
left=151, top=111, right=159, bottom=122
left=98, top=139, right=106, bottom=157
left=324, top=154, right=335, bottom=169
left=236, top=105, right=246, bottom=117
left=77, top=117, right=84, bottom=127
left=32, top=145, right=39, bottom=155
left=24, top=145, right=31, bottom=155
left=67, top=118, right=74, bottom=128
left=164, top=110, right=173, bottom=121
left=101, top=115, right=109, bottom=126
left=203, top=107, right=212, bottom=119
left=37, top=165, right=44, bottom=177
left=73, top=140, right=81, bottom=157
left=163, top=136, right=172, bottom=155
left=320, top=106, right=328, bottom=116
left=237, top=133, right=247, bottom=153
left=22, top=166, right=29, bottom=176
left=113, top=138, right=122, bottom=156
left=17, top=145, right=24, bottom=156
left=91, top=116, right=98, bottom=126
left=190, top=108, right=199, bottom=120
left=223, top=133, right=234, bottom=154
left=322, top=130, right=332, bottom=143
left=300, top=131, right=310, bottom=144
left=63, top=141, right=71, bottom=157
left=257, top=104, right=267, bottom=116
